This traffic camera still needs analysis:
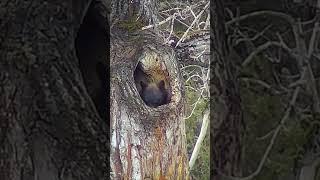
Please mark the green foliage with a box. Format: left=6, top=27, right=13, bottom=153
left=240, top=56, right=314, bottom=180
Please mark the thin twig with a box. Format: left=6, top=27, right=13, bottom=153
left=242, top=41, right=294, bottom=67
left=175, top=2, right=210, bottom=47
left=142, top=13, right=177, bottom=30
left=189, top=108, right=210, bottom=170
left=226, top=10, right=295, bottom=27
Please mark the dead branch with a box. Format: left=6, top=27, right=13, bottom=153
left=189, top=108, right=210, bottom=170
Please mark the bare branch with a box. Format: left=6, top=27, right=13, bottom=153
left=236, top=25, right=272, bottom=45
left=289, top=79, right=307, bottom=88
left=189, top=108, right=210, bottom=170
left=242, top=41, right=294, bottom=67
left=307, top=22, right=319, bottom=58
left=226, top=10, right=295, bottom=27
left=240, top=77, right=272, bottom=89
left=203, top=13, right=210, bottom=29
left=298, top=156, right=320, bottom=180
left=142, top=13, right=177, bottom=30
left=256, top=129, right=276, bottom=141
left=184, top=89, right=204, bottom=119
left=240, top=77, right=283, bottom=94
left=175, top=2, right=210, bottom=47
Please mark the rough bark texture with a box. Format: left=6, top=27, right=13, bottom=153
left=110, top=32, right=189, bottom=179
left=211, top=0, right=243, bottom=179
left=110, top=0, right=159, bottom=27
left=109, top=0, right=190, bottom=178
left=0, top=1, right=109, bottom=180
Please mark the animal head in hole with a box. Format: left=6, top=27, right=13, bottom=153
left=140, top=80, right=167, bottom=108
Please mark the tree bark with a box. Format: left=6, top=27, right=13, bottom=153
left=110, top=31, right=189, bottom=179
left=0, top=1, right=109, bottom=179
left=211, top=0, right=243, bottom=179
left=109, top=0, right=190, bottom=178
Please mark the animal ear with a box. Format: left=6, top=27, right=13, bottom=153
left=158, top=80, right=165, bottom=90
left=140, top=81, right=147, bottom=89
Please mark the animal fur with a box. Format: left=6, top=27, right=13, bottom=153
left=134, top=63, right=171, bottom=107
left=140, top=80, right=167, bottom=108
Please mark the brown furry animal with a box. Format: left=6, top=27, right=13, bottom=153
left=134, top=63, right=170, bottom=107
left=134, top=63, right=149, bottom=95
left=140, top=80, right=167, bottom=108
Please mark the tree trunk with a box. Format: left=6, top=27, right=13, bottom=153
left=211, top=0, right=243, bottom=179
left=0, top=1, right=109, bottom=179
left=110, top=31, right=189, bottom=179
left=109, top=0, right=190, bottom=178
